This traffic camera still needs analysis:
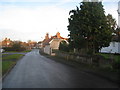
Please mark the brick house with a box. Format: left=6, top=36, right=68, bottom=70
left=2, top=38, right=13, bottom=47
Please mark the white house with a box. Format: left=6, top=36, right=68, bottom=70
left=42, top=32, right=68, bottom=55
left=100, top=42, right=120, bottom=54
left=44, top=44, right=51, bottom=55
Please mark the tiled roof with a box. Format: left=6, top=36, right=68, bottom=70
left=42, top=32, right=68, bottom=47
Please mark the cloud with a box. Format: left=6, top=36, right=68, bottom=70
left=0, top=0, right=52, bottom=2
left=103, top=0, right=119, bottom=2
left=103, top=2, right=118, bottom=24
left=0, top=0, right=119, bottom=42
left=0, top=0, right=119, bottom=3
left=0, top=5, right=69, bottom=42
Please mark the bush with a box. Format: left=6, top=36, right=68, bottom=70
left=59, top=41, right=69, bottom=52
left=3, top=47, right=13, bottom=51
left=3, top=43, right=26, bottom=52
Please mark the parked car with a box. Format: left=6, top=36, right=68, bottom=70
left=0, top=49, right=5, bottom=53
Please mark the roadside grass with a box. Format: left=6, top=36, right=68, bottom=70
left=2, top=54, right=24, bottom=61
left=4, top=50, right=32, bottom=53
left=97, top=53, right=110, bottom=59
left=96, top=53, right=120, bottom=63
left=2, top=54, right=24, bottom=76
left=2, top=61, right=16, bottom=75
left=114, top=55, right=120, bottom=62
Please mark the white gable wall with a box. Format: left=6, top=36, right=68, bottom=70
left=44, top=45, right=51, bottom=54
left=100, top=42, right=120, bottom=54
left=118, top=42, right=120, bottom=53
left=50, top=39, right=61, bottom=49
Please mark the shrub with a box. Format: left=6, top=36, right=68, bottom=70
left=3, top=43, right=26, bottom=51
left=59, top=41, right=69, bottom=52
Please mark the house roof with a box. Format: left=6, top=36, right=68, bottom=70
left=42, top=32, right=68, bottom=47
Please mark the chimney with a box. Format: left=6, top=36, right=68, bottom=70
left=45, top=33, right=49, bottom=40
left=56, top=32, right=60, bottom=38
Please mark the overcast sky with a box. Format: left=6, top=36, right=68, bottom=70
left=0, top=0, right=119, bottom=42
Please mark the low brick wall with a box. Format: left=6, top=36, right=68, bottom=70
left=55, top=51, right=114, bottom=67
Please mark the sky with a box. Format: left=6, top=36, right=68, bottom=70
left=0, top=0, right=119, bottom=42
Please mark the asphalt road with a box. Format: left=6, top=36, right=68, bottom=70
left=2, top=49, right=118, bottom=88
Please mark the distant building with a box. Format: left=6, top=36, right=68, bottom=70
left=2, top=38, right=13, bottom=47
left=27, top=40, right=37, bottom=49
left=42, top=32, right=68, bottom=55
left=37, top=41, right=42, bottom=48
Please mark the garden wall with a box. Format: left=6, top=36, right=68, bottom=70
left=55, top=51, right=114, bottom=68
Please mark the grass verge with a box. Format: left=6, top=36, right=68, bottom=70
left=2, top=54, right=24, bottom=76
left=96, top=53, right=120, bottom=62
left=2, top=61, right=16, bottom=75
left=4, top=50, right=32, bottom=53
left=2, top=54, right=24, bottom=61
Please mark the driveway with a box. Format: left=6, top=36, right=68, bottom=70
left=2, top=49, right=118, bottom=88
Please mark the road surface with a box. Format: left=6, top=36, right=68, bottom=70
left=2, top=49, right=118, bottom=88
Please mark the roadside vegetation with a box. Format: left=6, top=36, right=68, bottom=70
left=4, top=50, right=31, bottom=53
left=3, top=42, right=28, bottom=52
left=40, top=0, right=120, bottom=84
left=96, top=53, right=120, bottom=62
left=3, top=41, right=32, bottom=53
left=97, top=53, right=120, bottom=72
left=2, top=41, right=32, bottom=76
left=2, top=54, right=24, bottom=76
left=2, top=61, right=16, bottom=75
left=2, top=54, right=24, bottom=61
left=58, top=0, right=120, bottom=72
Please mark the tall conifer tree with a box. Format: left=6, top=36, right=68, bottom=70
left=68, top=0, right=112, bottom=54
